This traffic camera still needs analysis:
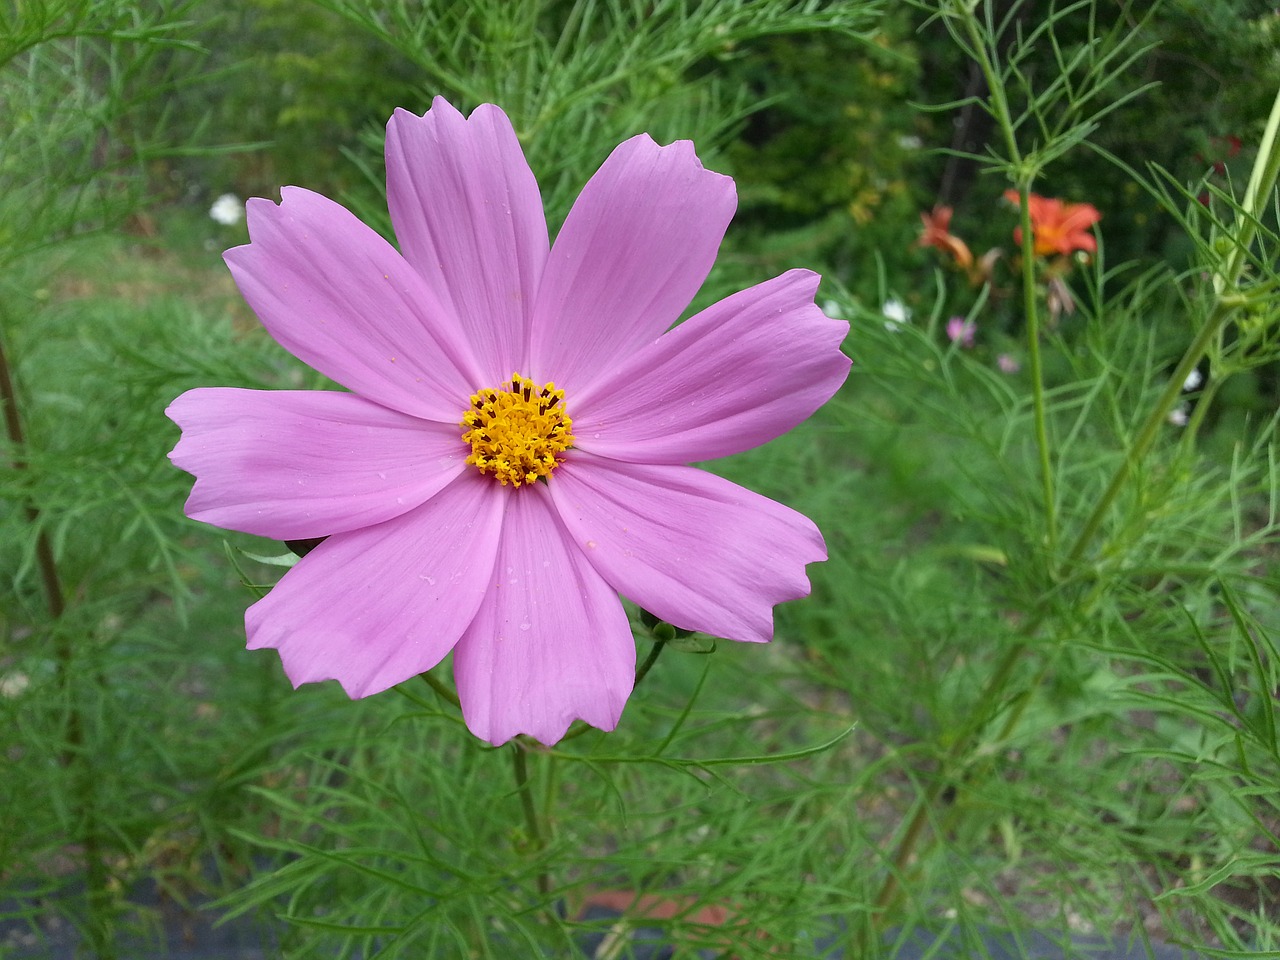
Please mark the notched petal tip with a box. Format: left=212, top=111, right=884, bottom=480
left=244, top=479, right=505, bottom=703
left=529, top=126, right=738, bottom=393
left=389, top=97, right=461, bottom=130
left=550, top=457, right=825, bottom=646
left=571, top=266, right=850, bottom=464
left=454, top=492, right=635, bottom=747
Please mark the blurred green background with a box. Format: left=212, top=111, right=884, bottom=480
left=3, top=1, right=1280, bottom=957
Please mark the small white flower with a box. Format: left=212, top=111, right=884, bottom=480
left=897, top=135, right=923, bottom=150
left=0, top=672, right=29, bottom=698
left=209, top=193, right=244, bottom=226
left=882, top=297, right=910, bottom=332
left=1168, top=406, right=1189, bottom=427
left=1182, top=368, right=1203, bottom=392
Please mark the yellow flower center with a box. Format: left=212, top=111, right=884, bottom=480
left=460, top=374, right=574, bottom=487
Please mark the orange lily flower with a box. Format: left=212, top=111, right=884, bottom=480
left=1004, top=190, right=1101, bottom=257
left=916, top=205, right=974, bottom=269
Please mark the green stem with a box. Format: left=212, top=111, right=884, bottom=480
left=1216, top=84, right=1280, bottom=299
left=874, top=9, right=1054, bottom=924
left=511, top=745, right=549, bottom=897
left=418, top=668, right=461, bottom=708
left=1179, top=376, right=1217, bottom=448
left=1063, top=316, right=1222, bottom=566
left=2, top=321, right=113, bottom=957
left=872, top=630, right=1031, bottom=917
left=1066, top=84, right=1280, bottom=566
left=961, top=10, right=1057, bottom=553
left=874, top=77, right=1280, bottom=931
left=962, top=8, right=1023, bottom=166
left=0, top=331, right=64, bottom=618
left=1016, top=186, right=1059, bottom=555
left=633, top=639, right=666, bottom=688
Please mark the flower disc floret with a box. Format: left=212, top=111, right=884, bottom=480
left=461, top=374, right=574, bottom=487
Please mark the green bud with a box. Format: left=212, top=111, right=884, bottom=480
left=652, top=622, right=677, bottom=642
left=666, top=634, right=717, bottom=654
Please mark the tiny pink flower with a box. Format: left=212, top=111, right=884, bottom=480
left=165, top=99, right=850, bottom=747
left=945, top=316, right=976, bottom=348
left=997, top=353, right=1020, bottom=374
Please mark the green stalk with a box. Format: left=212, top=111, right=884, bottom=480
left=511, top=745, right=549, bottom=897
left=874, top=75, right=1280, bottom=931
left=1016, top=185, right=1059, bottom=554
left=1065, top=84, right=1280, bottom=568
left=0, top=332, right=65, bottom=619
left=873, top=7, right=1045, bottom=925
left=633, top=639, right=667, bottom=688
left=1179, top=377, right=1217, bottom=447
left=960, top=9, right=1058, bottom=553
left=418, top=668, right=462, bottom=708
left=1, top=322, right=113, bottom=957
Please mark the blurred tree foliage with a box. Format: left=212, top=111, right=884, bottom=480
left=705, top=0, right=1280, bottom=295
left=718, top=8, right=927, bottom=288
left=909, top=0, right=1280, bottom=263
left=139, top=0, right=421, bottom=201
left=137, top=0, right=1280, bottom=288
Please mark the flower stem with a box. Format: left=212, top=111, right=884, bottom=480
left=872, top=78, right=1280, bottom=934
left=418, top=667, right=462, bottom=708
left=872, top=10, right=1051, bottom=925
left=633, top=639, right=666, bottom=688
left=1016, top=185, right=1059, bottom=556
left=1065, top=83, right=1280, bottom=569
left=872, top=626, right=1033, bottom=918
left=959, top=8, right=1057, bottom=554
left=0, top=331, right=65, bottom=618
left=2, top=321, right=114, bottom=957
left=511, top=744, right=549, bottom=897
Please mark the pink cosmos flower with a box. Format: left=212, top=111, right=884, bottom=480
left=165, top=98, right=850, bottom=747
left=945, top=316, right=976, bottom=348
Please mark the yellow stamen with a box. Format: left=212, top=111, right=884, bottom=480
left=460, top=374, right=574, bottom=487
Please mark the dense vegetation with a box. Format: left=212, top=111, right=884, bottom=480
left=2, top=1, right=1278, bottom=957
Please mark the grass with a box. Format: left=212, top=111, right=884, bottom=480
left=3, top=198, right=1276, bottom=958
left=3, top=2, right=1280, bottom=957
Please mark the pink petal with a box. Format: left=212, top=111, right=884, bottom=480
left=224, top=187, right=482, bottom=422
left=453, top=487, right=634, bottom=746
left=528, top=135, right=736, bottom=396
left=548, top=455, right=825, bottom=644
left=166, top=387, right=465, bottom=540
left=385, top=100, right=549, bottom=381
left=246, top=473, right=505, bottom=698
left=571, top=270, right=849, bottom=464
